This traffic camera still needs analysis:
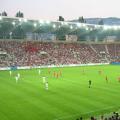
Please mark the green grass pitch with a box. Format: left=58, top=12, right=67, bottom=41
left=0, top=65, right=120, bottom=120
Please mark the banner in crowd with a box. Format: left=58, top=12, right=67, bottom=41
left=10, top=65, right=18, bottom=71
left=111, top=62, right=120, bottom=65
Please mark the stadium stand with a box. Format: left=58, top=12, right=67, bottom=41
left=0, top=40, right=120, bottom=67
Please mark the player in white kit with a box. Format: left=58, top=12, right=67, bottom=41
left=17, top=73, right=20, bottom=79
left=45, top=82, right=48, bottom=90
left=15, top=76, right=19, bottom=83
left=9, top=71, right=12, bottom=76
left=42, top=77, right=46, bottom=84
left=38, top=70, right=41, bottom=75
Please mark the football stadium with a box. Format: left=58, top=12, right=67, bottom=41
left=1, top=1, right=120, bottom=120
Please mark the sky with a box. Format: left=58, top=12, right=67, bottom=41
left=0, top=0, right=120, bottom=21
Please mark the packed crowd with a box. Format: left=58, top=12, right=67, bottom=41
left=0, top=40, right=120, bottom=67
left=76, top=111, right=120, bottom=120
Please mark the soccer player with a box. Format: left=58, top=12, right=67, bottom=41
left=9, top=71, right=12, bottom=76
left=42, top=77, right=46, bottom=84
left=105, top=76, right=108, bottom=83
left=118, top=77, right=120, bottom=82
left=80, top=117, right=83, bottom=120
left=59, top=70, right=62, bottom=77
left=45, top=81, right=48, bottom=90
left=48, top=68, right=51, bottom=74
left=56, top=73, right=59, bottom=79
left=89, top=80, right=92, bottom=88
left=53, top=71, right=56, bottom=78
left=17, top=73, right=20, bottom=79
left=82, top=69, right=85, bottom=75
left=15, top=76, right=19, bottom=83
left=98, top=70, right=102, bottom=75
left=38, top=69, right=41, bottom=75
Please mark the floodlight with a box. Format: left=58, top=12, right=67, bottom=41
left=70, top=25, right=73, bottom=29
left=39, top=20, right=44, bottom=24
left=103, top=26, right=110, bottom=30
left=12, top=22, right=15, bottom=25
left=24, top=18, right=27, bottom=22
left=46, top=20, right=50, bottom=24
left=64, top=22, right=68, bottom=25
left=94, top=25, right=100, bottom=29
left=113, top=26, right=118, bottom=30
left=86, top=27, right=89, bottom=31
left=0, top=16, right=2, bottom=20
left=82, top=24, right=86, bottom=27
left=90, top=28, right=93, bottom=31
left=19, top=18, right=22, bottom=22
left=77, top=23, right=82, bottom=27
left=34, top=23, right=37, bottom=27
left=53, top=24, right=56, bottom=28
left=58, top=25, right=61, bottom=28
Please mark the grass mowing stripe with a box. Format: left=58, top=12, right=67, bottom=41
left=0, top=65, right=120, bottom=120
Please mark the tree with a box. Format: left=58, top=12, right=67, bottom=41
left=78, top=16, right=86, bottom=23
left=16, top=11, right=24, bottom=18
left=98, top=19, right=104, bottom=25
left=2, top=11, right=7, bottom=16
left=0, top=22, right=13, bottom=39
left=58, top=16, right=64, bottom=21
left=55, top=26, right=71, bottom=40
left=12, top=25, right=25, bottom=39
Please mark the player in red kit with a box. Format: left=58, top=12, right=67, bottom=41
left=48, top=68, right=51, bottom=74
left=118, top=77, right=120, bottom=82
left=53, top=71, right=56, bottom=78
left=98, top=70, right=102, bottom=75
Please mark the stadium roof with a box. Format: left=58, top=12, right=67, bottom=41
left=1, top=16, right=120, bottom=31
left=0, top=16, right=120, bottom=41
